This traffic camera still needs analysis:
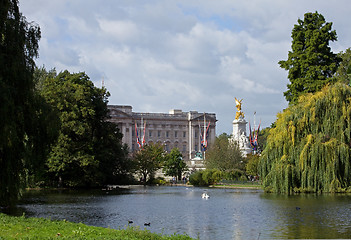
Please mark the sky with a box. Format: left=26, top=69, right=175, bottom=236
left=19, top=0, right=351, bottom=134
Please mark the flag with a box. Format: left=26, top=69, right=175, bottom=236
left=249, top=120, right=260, bottom=151
left=142, top=121, right=146, bottom=146
left=135, top=123, right=141, bottom=148
left=201, top=121, right=210, bottom=151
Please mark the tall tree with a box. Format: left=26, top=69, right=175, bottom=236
left=132, top=143, right=165, bottom=184
left=0, top=0, right=41, bottom=206
left=205, top=133, right=243, bottom=171
left=245, top=153, right=260, bottom=177
left=42, top=70, right=113, bottom=187
left=279, top=12, right=341, bottom=104
left=259, top=83, right=351, bottom=193
left=335, top=48, right=351, bottom=85
left=163, top=148, right=188, bottom=181
left=93, top=120, right=131, bottom=185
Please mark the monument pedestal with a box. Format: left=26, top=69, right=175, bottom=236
left=231, top=117, right=251, bottom=156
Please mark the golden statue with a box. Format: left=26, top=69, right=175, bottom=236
left=235, top=97, right=245, bottom=120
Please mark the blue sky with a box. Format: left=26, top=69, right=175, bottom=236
left=20, top=0, right=351, bottom=134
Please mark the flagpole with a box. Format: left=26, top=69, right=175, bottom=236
left=254, top=111, right=256, bottom=133
left=203, top=113, right=206, bottom=160
left=141, top=117, right=144, bottom=147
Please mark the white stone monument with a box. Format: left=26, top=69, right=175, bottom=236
left=230, top=98, right=252, bottom=156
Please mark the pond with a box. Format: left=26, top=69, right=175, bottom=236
left=8, top=186, right=351, bottom=239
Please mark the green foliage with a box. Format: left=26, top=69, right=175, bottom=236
left=205, top=133, right=244, bottom=171
left=257, top=127, right=271, bottom=152
left=202, top=169, right=221, bottom=185
left=42, top=71, right=99, bottom=186
left=197, top=133, right=247, bottom=186
left=335, top=48, right=351, bottom=85
left=25, top=67, right=60, bottom=188
left=132, top=143, right=165, bottom=184
left=189, top=169, right=222, bottom=186
left=94, top=121, right=131, bottom=185
left=41, top=70, right=128, bottom=187
left=0, top=0, right=41, bottom=206
left=151, top=177, right=167, bottom=185
left=259, top=83, right=351, bottom=193
left=189, top=171, right=206, bottom=186
left=279, top=11, right=341, bottom=104
left=33, top=66, right=57, bottom=91
left=163, top=148, right=188, bottom=180
left=0, top=213, right=194, bottom=239
left=245, top=154, right=260, bottom=176
left=221, top=169, right=245, bottom=181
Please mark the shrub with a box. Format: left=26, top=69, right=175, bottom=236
left=189, top=169, right=222, bottom=186
left=222, top=169, right=244, bottom=180
left=189, top=171, right=206, bottom=186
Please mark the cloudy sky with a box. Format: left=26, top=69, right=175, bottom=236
left=20, top=0, right=351, bottom=134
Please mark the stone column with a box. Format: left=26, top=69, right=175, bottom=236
left=188, top=114, right=192, bottom=160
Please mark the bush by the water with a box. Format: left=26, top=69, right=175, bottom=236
left=189, top=171, right=206, bottom=186
left=259, top=83, right=351, bottom=193
left=189, top=169, right=245, bottom=186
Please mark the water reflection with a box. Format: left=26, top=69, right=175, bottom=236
left=260, top=193, right=351, bottom=239
left=5, top=187, right=351, bottom=239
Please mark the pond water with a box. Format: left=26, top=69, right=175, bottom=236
left=8, top=186, right=351, bottom=239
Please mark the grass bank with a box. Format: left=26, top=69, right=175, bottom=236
left=0, top=213, right=194, bottom=240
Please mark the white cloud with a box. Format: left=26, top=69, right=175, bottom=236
left=19, top=0, right=351, bottom=134
left=98, top=19, right=139, bottom=42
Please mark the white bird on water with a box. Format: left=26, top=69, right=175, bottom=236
left=201, top=192, right=210, bottom=199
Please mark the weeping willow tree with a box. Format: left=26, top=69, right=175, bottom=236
left=259, top=83, right=351, bottom=193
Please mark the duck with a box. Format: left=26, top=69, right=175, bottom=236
left=128, top=220, right=133, bottom=224
left=144, top=222, right=151, bottom=226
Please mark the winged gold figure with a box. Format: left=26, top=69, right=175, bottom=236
left=235, top=97, right=244, bottom=120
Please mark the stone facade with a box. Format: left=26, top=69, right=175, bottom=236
left=108, top=105, right=217, bottom=164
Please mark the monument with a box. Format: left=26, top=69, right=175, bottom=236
left=230, top=98, right=252, bottom=156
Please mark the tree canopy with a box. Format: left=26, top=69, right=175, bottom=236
left=0, top=0, right=41, bottom=206
left=245, top=154, right=260, bottom=177
left=132, top=143, right=165, bottom=184
left=163, top=148, right=188, bottom=181
left=41, top=70, right=128, bottom=187
left=335, top=48, right=351, bottom=85
left=259, top=83, right=351, bottom=193
left=205, top=133, right=243, bottom=171
left=279, top=11, right=341, bottom=104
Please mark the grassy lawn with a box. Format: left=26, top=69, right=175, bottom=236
left=0, top=213, right=194, bottom=240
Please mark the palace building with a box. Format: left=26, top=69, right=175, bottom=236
left=108, top=105, right=217, bottom=164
